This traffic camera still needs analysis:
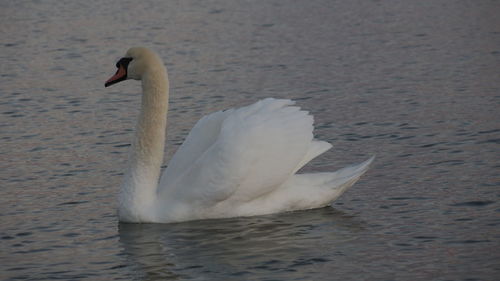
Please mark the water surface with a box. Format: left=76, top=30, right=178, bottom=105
left=1, top=0, right=499, bottom=280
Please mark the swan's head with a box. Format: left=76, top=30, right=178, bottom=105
left=105, top=47, right=165, bottom=87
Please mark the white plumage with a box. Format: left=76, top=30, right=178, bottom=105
left=105, top=47, right=374, bottom=223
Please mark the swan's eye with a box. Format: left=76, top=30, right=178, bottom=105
left=116, top=57, right=133, bottom=68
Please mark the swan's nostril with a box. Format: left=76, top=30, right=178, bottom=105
left=105, top=65, right=128, bottom=87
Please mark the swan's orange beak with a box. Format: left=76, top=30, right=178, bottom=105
left=105, top=65, right=127, bottom=87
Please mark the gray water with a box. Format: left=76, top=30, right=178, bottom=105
left=1, top=0, right=499, bottom=280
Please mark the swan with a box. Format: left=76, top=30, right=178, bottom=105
left=105, top=47, right=374, bottom=223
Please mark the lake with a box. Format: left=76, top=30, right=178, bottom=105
left=1, top=0, right=499, bottom=280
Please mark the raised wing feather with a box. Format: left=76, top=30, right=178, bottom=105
left=158, top=109, right=233, bottom=189
left=158, top=98, right=317, bottom=210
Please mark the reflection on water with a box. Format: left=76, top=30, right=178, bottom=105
left=118, top=208, right=363, bottom=280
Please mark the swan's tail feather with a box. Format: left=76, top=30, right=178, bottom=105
left=327, top=156, right=375, bottom=183
left=321, top=155, right=375, bottom=196
left=271, top=156, right=375, bottom=212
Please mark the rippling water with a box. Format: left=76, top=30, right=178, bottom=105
left=1, top=0, right=499, bottom=280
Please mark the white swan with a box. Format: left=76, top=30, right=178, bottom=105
left=105, top=47, right=374, bottom=223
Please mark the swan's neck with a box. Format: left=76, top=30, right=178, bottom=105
left=119, top=69, right=169, bottom=221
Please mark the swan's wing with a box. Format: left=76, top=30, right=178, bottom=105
left=158, top=98, right=321, bottom=210
left=292, top=139, right=332, bottom=174
left=158, top=109, right=234, bottom=189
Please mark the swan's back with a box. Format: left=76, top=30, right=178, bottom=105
left=155, top=98, right=369, bottom=221
left=159, top=99, right=314, bottom=200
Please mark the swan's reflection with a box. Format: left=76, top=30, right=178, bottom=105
left=118, top=207, right=364, bottom=280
